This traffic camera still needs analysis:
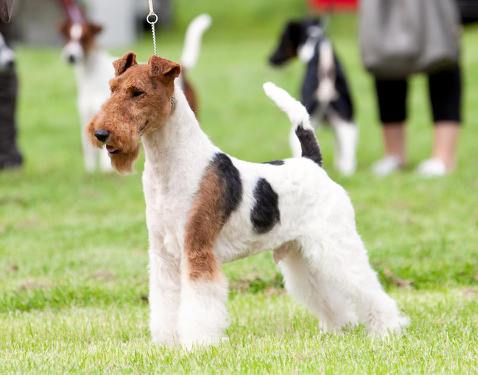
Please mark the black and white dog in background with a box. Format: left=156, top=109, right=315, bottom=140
left=269, top=18, right=358, bottom=176
left=0, top=31, right=15, bottom=70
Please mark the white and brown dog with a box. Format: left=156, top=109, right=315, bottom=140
left=60, top=14, right=211, bottom=172
left=88, top=53, right=408, bottom=348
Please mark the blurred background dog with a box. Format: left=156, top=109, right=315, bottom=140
left=60, top=7, right=211, bottom=172
left=269, top=18, right=358, bottom=176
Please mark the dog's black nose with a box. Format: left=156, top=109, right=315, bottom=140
left=68, top=55, right=77, bottom=64
left=94, top=130, right=110, bottom=143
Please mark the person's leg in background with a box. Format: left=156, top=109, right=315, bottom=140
left=417, top=65, right=462, bottom=176
left=371, top=78, right=408, bottom=176
left=0, top=22, right=22, bottom=170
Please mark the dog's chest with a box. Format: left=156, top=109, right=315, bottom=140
left=143, top=171, right=196, bottom=251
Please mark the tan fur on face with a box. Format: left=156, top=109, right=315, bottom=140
left=87, top=53, right=181, bottom=173
left=184, top=167, right=226, bottom=281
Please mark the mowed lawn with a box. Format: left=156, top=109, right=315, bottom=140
left=1, top=1, right=478, bottom=373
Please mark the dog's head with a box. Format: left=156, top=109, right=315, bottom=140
left=268, top=18, right=323, bottom=66
left=0, top=32, right=15, bottom=70
left=59, top=20, right=102, bottom=64
left=87, top=52, right=181, bottom=173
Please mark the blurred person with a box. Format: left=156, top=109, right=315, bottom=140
left=360, top=0, right=463, bottom=177
left=371, top=67, right=461, bottom=177
left=0, top=2, right=22, bottom=170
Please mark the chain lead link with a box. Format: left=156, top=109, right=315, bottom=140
left=146, top=0, right=159, bottom=55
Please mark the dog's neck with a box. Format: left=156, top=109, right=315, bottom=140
left=142, top=84, right=217, bottom=191
left=74, top=47, right=112, bottom=85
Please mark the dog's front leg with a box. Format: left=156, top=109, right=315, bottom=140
left=149, top=246, right=181, bottom=346
left=177, top=220, right=229, bottom=349
left=177, top=253, right=229, bottom=350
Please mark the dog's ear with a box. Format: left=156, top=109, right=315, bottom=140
left=88, top=22, right=103, bottom=35
left=285, top=21, right=302, bottom=43
left=59, top=20, right=72, bottom=38
left=148, top=55, right=181, bottom=83
left=113, top=52, right=137, bottom=76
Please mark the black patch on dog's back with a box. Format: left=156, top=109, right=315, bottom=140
left=251, top=178, right=280, bottom=234
left=295, top=124, right=323, bottom=166
left=263, top=160, right=285, bottom=166
left=211, top=153, right=243, bottom=218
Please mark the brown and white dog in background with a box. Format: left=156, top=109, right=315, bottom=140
left=59, top=6, right=211, bottom=172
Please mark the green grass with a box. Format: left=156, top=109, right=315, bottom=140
left=1, top=0, right=478, bottom=372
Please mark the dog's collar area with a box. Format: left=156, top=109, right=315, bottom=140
left=139, top=121, right=149, bottom=136
left=170, top=96, right=176, bottom=113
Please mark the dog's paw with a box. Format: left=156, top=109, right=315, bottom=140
left=368, top=315, right=410, bottom=338
left=180, top=336, right=229, bottom=351
left=151, top=330, right=178, bottom=347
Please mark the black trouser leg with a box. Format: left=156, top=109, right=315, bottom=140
left=0, top=67, right=22, bottom=169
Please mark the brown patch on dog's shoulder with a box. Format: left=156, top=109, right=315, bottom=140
left=185, top=168, right=223, bottom=281
left=184, top=153, right=242, bottom=281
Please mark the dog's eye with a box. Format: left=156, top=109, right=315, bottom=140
left=131, top=88, right=146, bottom=98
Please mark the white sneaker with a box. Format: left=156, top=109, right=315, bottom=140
left=416, top=158, right=447, bottom=177
left=371, top=156, right=403, bottom=177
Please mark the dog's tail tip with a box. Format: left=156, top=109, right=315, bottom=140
left=262, top=81, right=312, bottom=130
left=262, top=82, right=281, bottom=102
left=195, top=13, right=212, bottom=28
left=263, top=81, right=322, bottom=166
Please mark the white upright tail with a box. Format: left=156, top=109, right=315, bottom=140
left=263, top=82, right=312, bottom=130
left=180, top=14, right=212, bottom=71
left=263, top=82, right=322, bottom=166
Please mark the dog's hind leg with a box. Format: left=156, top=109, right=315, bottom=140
left=301, top=235, right=409, bottom=337
left=276, top=242, right=357, bottom=333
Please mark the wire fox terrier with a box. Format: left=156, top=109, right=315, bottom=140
left=87, top=53, right=408, bottom=348
left=269, top=18, right=358, bottom=176
left=60, top=14, right=211, bottom=172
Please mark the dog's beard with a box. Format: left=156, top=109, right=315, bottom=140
left=110, top=145, right=140, bottom=174
left=86, top=120, right=142, bottom=174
